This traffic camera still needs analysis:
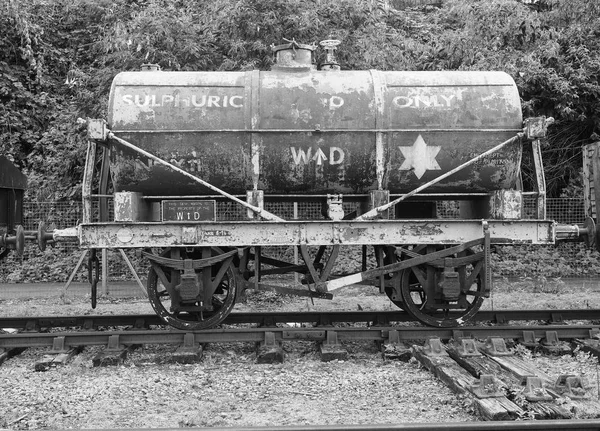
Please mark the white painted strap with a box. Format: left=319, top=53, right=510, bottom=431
left=355, top=133, right=524, bottom=221
left=107, top=132, right=285, bottom=222
left=327, top=273, right=365, bottom=292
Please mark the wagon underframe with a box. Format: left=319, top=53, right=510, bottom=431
left=60, top=217, right=561, bottom=328
left=77, top=219, right=557, bottom=249
left=45, top=112, right=585, bottom=329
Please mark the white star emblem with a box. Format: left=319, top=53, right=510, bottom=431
left=398, top=135, right=441, bottom=179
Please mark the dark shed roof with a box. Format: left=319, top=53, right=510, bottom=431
left=0, top=156, right=27, bottom=190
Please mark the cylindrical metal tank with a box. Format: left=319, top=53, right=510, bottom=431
left=107, top=61, right=523, bottom=196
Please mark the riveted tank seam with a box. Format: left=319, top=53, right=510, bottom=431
left=370, top=69, right=386, bottom=191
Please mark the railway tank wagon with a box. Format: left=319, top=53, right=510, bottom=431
left=0, top=157, right=59, bottom=263
left=0, top=156, right=27, bottom=261
left=59, top=40, right=595, bottom=330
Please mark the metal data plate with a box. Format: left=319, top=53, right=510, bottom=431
left=162, top=200, right=216, bottom=222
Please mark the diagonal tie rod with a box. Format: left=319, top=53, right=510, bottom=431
left=354, top=133, right=524, bottom=221
left=106, top=132, right=285, bottom=222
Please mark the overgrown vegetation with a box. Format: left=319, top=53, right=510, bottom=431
left=2, top=0, right=599, bottom=199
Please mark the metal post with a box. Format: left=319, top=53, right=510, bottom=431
left=82, top=141, right=96, bottom=224
left=531, top=139, right=547, bottom=219
left=293, top=202, right=299, bottom=284
left=102, top=248, right=108, bottom=295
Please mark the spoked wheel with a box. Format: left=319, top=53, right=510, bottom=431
left=146, top=247, right=238, bottom=330
left=399, top=245, right=486, bottom=327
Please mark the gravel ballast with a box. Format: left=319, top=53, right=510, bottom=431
left=2, top=279, right=600, bottom=428
left=0, top=344, right=476, bottom=429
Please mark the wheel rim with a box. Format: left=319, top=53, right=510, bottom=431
left=400, top=246, right=485, bottom=327
left=375, top=245, right=405, bottom=309
left=384, top=283, right=404, bottom=309
left=147, top=247, right=237, bottom=330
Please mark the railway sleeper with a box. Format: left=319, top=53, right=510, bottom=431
left=446, top=338, right=572, bottom=420
left=540, top=332, right=573, bottom=355
left=574, top=337, right=600, bottom=362
left=256, top=331, right=284, bottom=364
left=34, top=337, right=83, bottom=372
left=380, top=329, right=412, bottom=361
left=482, top=345, right=599, bottom=418
left=319, top=330, right=347, bottom=362
left=92, top=334, right=139, bottom=367
left=170, top=332, right=204, bottom=364
left=413, top=337, right=594, bottom=420
left=519, top=330, right=573, bottom=355
left=412, top=338, right=523, bottom=421
left=0, top=347, right=26, bottom=366
left=440, top=336, right=600, bottom=420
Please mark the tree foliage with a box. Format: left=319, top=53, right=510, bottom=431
left=1, top=0, right=598, bottom=199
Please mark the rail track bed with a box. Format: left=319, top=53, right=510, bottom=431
left=3, top=307, right=600, bottom=330
left=3, top=309, right=600, bottom=423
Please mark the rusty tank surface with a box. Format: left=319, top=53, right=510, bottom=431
left=107, top=42, right=523, bottom=196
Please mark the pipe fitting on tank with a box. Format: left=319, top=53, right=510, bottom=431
left=319, top=39, right=341, bottom=71
left=141, top=63, right=161, bottom=72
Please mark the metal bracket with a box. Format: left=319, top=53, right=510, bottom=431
left=423, top=338, right=446, bottom=357
left=106, top=334, right=124, bottom=352
left=449, top=338, right=481, bottom=357
left=181, top=226, right=198, bottom=244
left=470, top=374, right=504, bottom=399
left=246, top=190, right=264, bottom=220
left=320, top=330, right=347, bottom=361
left=299, top=244, right=340, bottom=293
left=551, top=374, right=590, bottom=400
left=524, top=116, right=555, bottom=140
left=519, top=330, right=539, bottom=348
left=176, top=259, right=201, bottom=301
left=87, top=119, right=109, bottom=141
left=541, top=331, right=560, bottom=347
left=481, top=337, right=512, bottom=356
left=482, top=221, right=492, bottom=295
left=51, top=336, right=68, bottom=354
left=325, top=194, right=344, bottom=221
left=260, top=331, right=278, bottom=348
left=181, top=333, right=197, bottom=350
left=523, top=376, right=553, bottom=402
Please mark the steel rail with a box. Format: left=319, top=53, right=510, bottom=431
left=104, top=420, right=600, bottom=431
left=0, top=324, right=598, bottom=349
left=2, top=309, right=600, bottom=331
